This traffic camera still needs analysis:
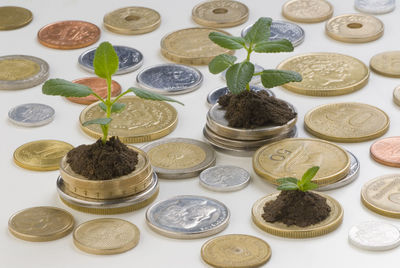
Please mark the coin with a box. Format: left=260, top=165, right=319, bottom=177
left=67, top=77, right=122, bottom=105
left=241, top=20, right=305, bottom=47
left=326, top=14, right=384, bottom=43
left=146, top=195, right=230, bottom=239
left=201, top=234, right=271, bottom=268
left=8, top=103, right=55, bottom=127
left=370, top=51, right=400, bottom=78
left=8, top=206, right=74, bottom=242
left=80, top=96, right=178, bottom=143
left=0, top=55, right=49, bottom=90
left=277, top=53, right=369, bottom=96
left=161, top=28, right=234, bottom=65
left=207, top=85, right=274, bottom=106
left=304, top=102, right=389, bottom=142
left=136, top=64, right=203, bottom=95
left=221, top=64, right=264, bottom=85
left=103, top=6, right=161, bottom=35
left=192, top=0, right=249, bottom=28
left=282, top=0, right=333, bottom=23
left=199, top=165, right=250, bottom=192
left=370, top=137, right=400, bottom=167
left=355, top=0, right=396, bottom=14
left=0, top=6, right=32, bottom=30
left=361, top=174, right=400, bottom=218
left=252, top=191, right=343, bottom=238
left=394, top=85, right=400, bottom=106
left=13, top=140, right=73, bottom=171
left=78, top=45, right=143, bottom=75
left=73, top=218, right=139, bottom=255
left=142, top=138, right=216, bottom=179
left=37, top=20, right=100, bottom=49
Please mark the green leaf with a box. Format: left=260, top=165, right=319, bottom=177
left=244, top=17, right=272, bottom=44
left=226, top=62, right=254, bottom=94
left=93, top=41, right=119, bottom=79
left=209, top=54, right=237, bottom=74
left=301, top=181, right=319, bottom=191
left=301, top=166, right=320, bottom=184
left=128, top=88, right=184, bottom=105
left=277, top=182, right=299, bottom=191
left=277, top=177, right=298, bottom=185
left=254, top=39, right=294, bottom=53
left=99, top=103, right=126, bottom=113
left=260, top=69, right=302, bottom=88
left=209, top=32, right=245, bottom=50
left=42, top=79, right=93, bottom=97
left=82, top=117, right=112, bottom=126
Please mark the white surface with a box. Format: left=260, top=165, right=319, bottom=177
left=1, top=0, right=400, bottom=267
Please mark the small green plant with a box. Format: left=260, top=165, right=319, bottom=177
left=42, top=41, right=183, bottom=144
left=277, top=166, right=319, bottom=192
left=208, top=17, right=302, bottom=94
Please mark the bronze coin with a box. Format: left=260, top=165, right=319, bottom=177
left=370, top=136, right=400, bottom=167
left=37, top=20, right=100, bottom=49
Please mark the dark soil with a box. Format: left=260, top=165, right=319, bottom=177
left=66, top=137, right=138, bottom=180
left=262, top=190, right=331, bottom=227
left=218, top=90, right=296, bottom=128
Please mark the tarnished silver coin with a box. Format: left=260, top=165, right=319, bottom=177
left=136, top=64, right=203, bottom=95
left=221, top=64, right=264, bottom=85
left=241, top=20, right=305, bottom=47
left=146, top=195, right=230, bottom=239
left=199, top=165, right=250, bottom=192
left=349, top=221, right=400, bottom=251
left=355, top=0, right=395, bottom=14
left=8, top=103, right=55, bottom=127
left=78, top=45, right=143, bottom=75
left=207, top=85, right=275, bottom=106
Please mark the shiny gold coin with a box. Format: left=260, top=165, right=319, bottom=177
left=370, top=51, right=400, bottom=78
left=201, top=234, right=271, bottom=268
left=326, top=14, right=384, bottom=43
left=252, top=192, right=343, bottom=238
left=277, top=53, right=369, bottom=96
left=304, top=102, right=389, bottom=142
left=161, top=27, right=234, bottom=65
left=8, top=206, right=74, bottom=242
left=0, top=59, right=40, bottom=81
left=282, top=0, right=333, bottom=23
left=103, top=6, right=161, bottom=35
left=394, top=85, right=400, bottom=106
left=80, top=96, right=178, bottom=143
left=192, top=0, right=249, bottom=28
left=73, top=218, right=139, bottom=254
left=13, top=140, right=73, bottom=171
left=253, top=138, right=350, bottom=186
left=0, top=6, right=32, bottom=30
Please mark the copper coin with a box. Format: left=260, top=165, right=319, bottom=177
left=370, top=137, right=400, bottom=167
left=67, top=77, right=122, bottom=105
left=37, top=20, right=100, bottom=49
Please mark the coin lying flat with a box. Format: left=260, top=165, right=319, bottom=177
left=8, top=103, right=55, bottom=127
left=103, top=6, right=161, bottom=35
left=73, top=218, right=139, bottom=255
left=199, top=165, right=250, bottom=192
left=0, top=6, right=32, bottom=30
left=394, top=86, right=400, bottom=106
left=304, top=102, right=389, bottom=142
left=221, top=64, right=264, bottom=85
left=8, top=206, right=74, bottom=242
left=355, top=0, right=395, bottom=15
left=146, top=195, right=230, bottom=239
left=277, top=53, right=369, bottom=96
left=282, top=0, right=333, bottom=23
left=201, top=234, right=271, bottom=268
left=370, top=51, right=400, bottom=78
left=370, top=137, right=400, bottom=167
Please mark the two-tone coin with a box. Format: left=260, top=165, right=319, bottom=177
left=371, top=137, right=400, bottom=167
left=282, top=0, right=334, bottom=23
left=8, top=103, right=55, bottom=127
left=199, top=165, right=250, bottom=192
left=370, top=51, right=400, bottom=77
left=207, top=85, right=274, bottom=106
left=355, top=0, right=396, bottom=15
left=0, top=6, right=32, bottom=30
left=394, top=85, right=400, bottom=106
left=221, top=64, right=264, bottom=85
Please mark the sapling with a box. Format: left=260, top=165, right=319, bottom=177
left=276, top=166, right=320, bottom=192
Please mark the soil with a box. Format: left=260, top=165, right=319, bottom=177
left=218, top=90, right=296, bottom=128
left=66, top=137, right=138, bottom=180
left=262, top=190, right=331, bottom=227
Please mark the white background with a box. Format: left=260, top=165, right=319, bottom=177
left=1, top=0, right=400, bottom=267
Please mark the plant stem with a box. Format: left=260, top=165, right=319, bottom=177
left=245, top=46, right=252, bottom=62
left=246, top=84, right=250, bottom=91
left=253, top=72, right=262, bottom=76
left=102, top=77, right=112, bottom=144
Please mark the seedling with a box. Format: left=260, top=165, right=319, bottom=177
left=277, top=166, right=320, bottom=192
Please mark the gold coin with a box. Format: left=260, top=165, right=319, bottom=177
left=0, top=58, right=40, bottom=81
left=326, top=14, right=384, bottom=43
left=103, top=6, right=161, bottom=35
left=282, top=0, right=333, bottom=23
left=277, top=53, right=369, bottom=96
left=8, top=206, right=74, bottom=242
left=161, top=27, right=234, bottom=65
left=192, top=0, right=249, bottom=28
left=13, top=140, right=73, bottom=171
left=252, top=192, right=343, bottom=238
left=0, top=6, right=32, bottom=30
left=252, top=138, right=350, bottom=186
left=304, top=102, right=389, bottom=142
left=201, top=234, right=271, bottom=268
left=394, top=85, right=400, bottom=106
left=73, top=218, right=140, bottom=254
left=80, top=96, right=178, bottom=143
left=370, top=51, right=400, bottom=77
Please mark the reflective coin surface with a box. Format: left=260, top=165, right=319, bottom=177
left=207, top=85, right=274, bottom=106
left=282, top=0, right=334, bottom=23
left=370, top=51, right=400, bottom=78
left=0, top=6, right=32, bottom=30
left=355, top=0, right=396, bottom=14
left=8, top=103, right=55, bottom=127
left=68, top=77, right=122, bottom=104
left=199, top=165, right=250, bottom=192
left=221, top=64, right=264, bottom=85
left=394, top=85, right=400, bottom=106
left=371, top=137, right=400, bottom=167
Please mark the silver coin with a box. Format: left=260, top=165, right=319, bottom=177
left=199, top=165, right=250, bottom=192
left=241, top=20, right=305, bottom=47
left=355, top=0, right=395, bottom=14
left=0, top=55, right=49, bottom=90
left=220, top=64, right=264, bottom=85
left=8, top=103, right=55, bottom=127
left=146, top=195, right=230, bottom=239
left=141, top=138, right=216, bottom=179
left=349, top=221, right=400, bottom=251
left=78, top=45, right=143, bottom=75
left=136, top=63, right=203, bottom=95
